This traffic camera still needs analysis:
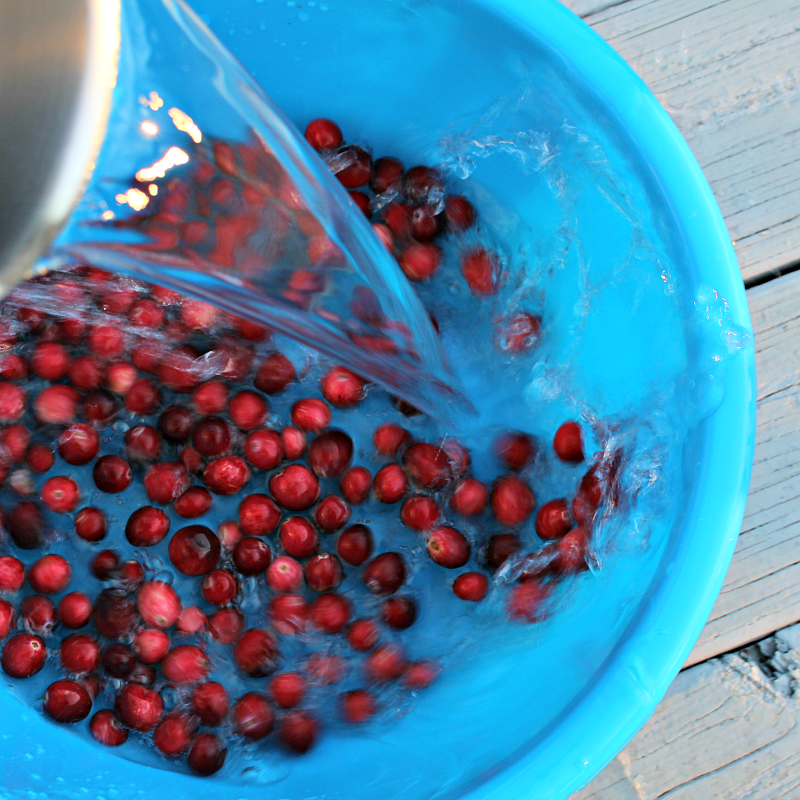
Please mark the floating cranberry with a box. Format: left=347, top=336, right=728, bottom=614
left=508, top=580, right=550, bottom=623
left=450, top=478, right=489, bottom=516
left=204, top=455, right=251, bottom=495
left=58, top=592, right=92, bottom=629
left=175, top=606, right=206, bottom=637
left=1, top=634, right=46, bottom=678
left=305, top=118, right=342, bottom=150
left=233, top=693, right=274, bottom=741
left=169, top=525, right=220, bottom=576
left=403, top=443, right=451, bottom=490
left=116, top=683, right=163, bottom=731
left=291, top=398, right=331, bottom=433
left=370, top=156, right=404, bottom=193
left=279, top=711, right=318, bottom=754
left=162, top=644, right=209, bottom=685
left=496, top=432, right=535, bottom=471
left=19, top=595, right=56, bottom=636
left=403, top=165, right=443, bottom=204
left=125, top=377, right=161, bottom=414
left=93, top=455, right=132, bottom=494
left=157, top=346, right=202, bottom=393
left=174, top=486, right=213, bottom=519
left=339, top=690, right=376, bottom=725
left=35, top=385, right=77, bottom=424
left=201, top=569, right=238, bottom=606
left=363, top=552, right=405, bottom=595
left=385, top=202, right=413, bottom=238
left=372, top=464, right=408, bottom=504
left=307, top=430, right=354, bottom=479
left=270, top=464, right=320, bottom=511
left=372, top=424, right=410, bottom=459
left=269, top=594, right=307, bottom=636
left=83, top=389, right=119, bottom=426
left=340, top=466, right=371, bottom=504
left=0, top=382, right=26, bottom=423
left=234, top=628, right=279, bottom=677
left=305, top=553, right=343, bottom=593
left=271, top=673, right=305, bottom=709
left=254, top=353, right=296, bottom=394
left=40, top=476, right=79, bottom=514
left=347, top=618, right=380, bottom=652
left=461, top=247, right=499, bottom=297
left=313, top=495, right=350, bottom=533
left=93, top=589, right=136, bottom=640
left=137, top=581, right=181, bottom=629
left=337, top=524, right=373, bottom=566
left=400, top=496, right=440, bottom=531
left=129, top=297, right=164, bottom=328
left=453, top=572, right=489, bottom=602
left=0, top=555, right=24, bottom=593
left=244, top=428, right=283, bottom=470
left=232, top=537, right=272, bottom=575
left=334, top=145, right=372, bottom=188
left=74, top=507, right=106, bottom=542
left=491, top=476, right=535, bottom=526
left=105, top=362, right=138, bottom=395
left=238, top=493, right=281, bottom=536
left=321, top=367, right=365, bottom=408
left=372, top=222, right=394, bottom=250
left=153, top=712, right=196, bottom=757
left=399, top=242, right=441, bottom=281
left=207, top=607, right=243, bottom=646
left=0, top=354, right=28, bottom=381
left=181, top=299, right=219, bottom=331
left=536, top=499, right=572, bottom=540
left=28, top=554, right=71, bottom=593
left=382, top=596, right=416, bottom=629
left=498, top=312, right=541, bottom=352
left=191, top=682, right=229, bottom=727
left=364, top=643, right=407, bottom=683
left=445, top=195, right=476, bottom=231
left=279, top=517, right=319, bottom=559
left=193, top=381, right=229, bottom=414
left=43, top=679, right=92, bottom=723
left=281, top=426, right=306, bottom=460
left=156, top=405, right=192, bottom=444
left=56, top=424, right=99, bottom=467
left=26, top=444, right=54, bottom=473
left=554, top=421, right=584, bottom=462
left=229, top=390, right=268, bottom=431
left=0, top=424, right=29, bottom=462
left=90, top=710, right=128, bottom=747
left=144, top=462, right=190, bottom=504
left=134, top=628, right=171, bottom=664
left=60, top=633, right=100, bottom=674
left=188, top=732, right=227, bottom=776
left=7, top=500, right=47, bottom=549
left=427, top=526, right=471, bottom=568
left=410, top=204, right=443, bottom=241
left=404, top=661, right=440, bottom=689
left=267, top=555, right=303, bottom=592
left=124, top=425, right=161, bottom=463
left=554, top=527, right=589, bottom=574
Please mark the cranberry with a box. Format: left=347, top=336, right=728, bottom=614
left=43, top=679, right=92, bottom=723
left=385, top=202, right=413, bottom=238
left=228, top=390, right=268, bottom=432
left=334, top=144, right=372, bottom=188
left=508, top=580, right=550, bottom=623
left=90, top=709, right=128, bottom=747
left=201, top=569, right=238, bottom=606
left=307, top=431, right=354, bottom=479
left=427, top=526, right=471, bottom=568
left=442, top=440, right=470, bottom=475
left=532, top=499, right=570, bottom=541
left=7, top=500, right=47, bottom=549
left=128, top=662, right=156, bottom=686
left=0, top=382, right=26, bottom=422
left=144, top=462, right=190, bottom=503
left=410, top=204, right=443, bottom=241
left=1, top=634, right=46, bottom=678
left=124, top=425, right=161, bottom=462
left=453, top=572, right=489, bottom=602
left=137, top=581, right=181, bottom=628
left=74, top=507, right=106, bottom=542
left=28, top=554, right=71, bottom=593
left=491, top=476, right=535, bottom=526
left=209, top=607, right=245, bottom=645
left=372, top=464, right=408, bottom=504
left=445, top=195, right=476, bottom=230
left=134, top=628, right=171, bottom=664
left=157, top=346, right=203, bottom=393
left=191, top=682, right=228, bottom=727
left=289, top=398, right=330, bottom=433
left=168, top=525, right=220, bottom=576
left=276, top=517, right=316, bottom=559
left=382, top=595, right=416, bottom=629
left=270, top=464, right=320, bottom=510
left=498, top=312, right=541, bottom=352
left=0, top=555, right=24, bottom=593
left=188, top=732, right=227, bottom=776
left=404, top=661, right=440, bottom=689
left=398, top=242, right=441, bottom=281
left=363, top=552, right=405, bottom=595
left=153, top=712, right=195, bottom=757
left=450, top=478, right=489, bottom=517
left=321, top=367, right=365, bottom=408
left=8, top=467, right=35, bottom=496
left=26, top=444, right=54, bottom=473
left=204, top=455, right=251, bottom=495
left=496, top=432, right=535, bottom=471
left=403, top=165, right=443, bottom=203
left=59, top=592, right=92, bottom=628
left=281, top=426, right=307, bottom=460
left=0, top=424, right=29, bottom=462
left=0, top=354, right=28, bottom=381
left=337, top=689, right=375, bottom=724
left=0, top=602, right=15, bottom=638
left=553, top=527, right=589, bottom=574
left=116, top=683, right=163, bottom=731
left=180, top=299, right=218, bottom=331
left=105, top=362, right=138, bottom=395
left=172, top=486, right=212, bottom=519
left=66, top=357, right=102, bottom=392
left=232, top=693, right=274, bottom=741
left=125, top=377, right=161, bottom=414
left=345, top=620, right=378, bottom=654
left=232, top=537, right=272, bottom=575
left=461, top=247, right=499, bottom=297
left=254, top=353, right=296, bottom=394
left=93, top=589, right=136, bottom=640
left=372, top=222, right=394, bottom=250
left=56, top=424, right=99, bottom=466
left=244, top=428, right=283, bottom=469
left=271, top=673, right=305, bottom=709
left=305, top=118, right=342, bottom=150
left=402, top=443, right=451, bottom=490
left=234, top=628, right=279, bottom=677
left=238, top=493, right=281, bottom=536
left=305, top=553, right=343, bottom=592
left=364, top=643, right=407, bottom=683
left=264, top=557, right=299, bottom=592
left=400, top=495, right=439, bottom=531
left=193, top=381, right=229, bottom=414
left=370, top=156, right=404, bottom=193
left=155, top=406, right=192, bottom=444
left=40, top=476, right=80, bottom=514
left=313, top=495, right=351, bottom=533
left=163, top=644, right=209, bottom=685
left=60, top=633, right=100, bottom=674
left=83, top=389, right=119, bottom=425
left=269, top=594, right=307, bottom=636
left=340, top=466, right=371, bottom=505
left=34, top=384, right=77, bottom=424
left=337, top=524, right=373, bottom=567
left=554, top=421, right=584, bottom=462
left=128, top=297, right=164, bottom=328
left=93, top=455, right=132, bottom=494
left=279, top=711, right=317, bottom=754
left=372, top=424, right=410, bottom=458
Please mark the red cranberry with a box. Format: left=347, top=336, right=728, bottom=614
left=157, top=346, right=203, bottom=393
left=163, top=644, right=209, bottom=685
left=125, top=377, right=161, bottom=414
left=177, top=606, right=207, bottom=636
left=134, top=628, right=171, bottom=664
left=208, top=607, right=244, bottom=645
left=238, top=493, right=281, bottom=536
left=398, top=242, right=441, bottom=281
left=534, top=499, right=571, bottom=540
left=364, top=643, right=407, bottom=683
left=554, top=421, right=584, bottom=462
left=385, top=201, right=413, bottom=238
left=83, top=389, right=119, bottom=425
left=201, top=569, right=238, bottom=605
left=57, top=424, right=99, bottom=466
left=191, top=682, right=229, bottom=727
left=279, top=711, right=317, bottom=754
left=305, top=553, right=343, bottom=593
left=93, top=455, right=132, bottom=494
left=340, top=466, right=371, bottom=504
left=129, top=298, right=164, bottom=328
left=67, top=356, right=102, bottom=391
left=105, top=362, right=138, bottom=395
left=340, top=690, right=377, bottom=724
left=28, top=554, right=71, bottom=593
left=41, top=476, right=80, bottom=513
left=0, top=423, right=29, bottom=462
left=372, top=464, right=408, bottom=504
left=269, top=594, right=307, bottom=636
left=58, top=592, right=92, bottom=629
left=307, top=431, right=353, bottom=478
left=188, top=733, right=227, bottom=775
left=181, top=299, right=218, bottom=331
left=229, top=390, right=268, bottom=431
left=498, top=312, right=541, bottom=352
left=217, top=521, right=243, bottom=552
left=157, top=406, right=193, bottom=444
left=382, top=595, right=416, bottom=629
left=461, top=247, right=499, bottom=297
left=553, top=527, right=590, bottom=574
left=128, top=662, right=156, bottom=686
left=372, top=424, right=411, bottom=458
left=144, top=462, right=190, bottom=503
left=60, top=633, right=100, bottom=674
left=281, top=426, right=307, bottom=460
left=1, top=634, right=47, bottom=678
left=453, top=572, right=489, bottom=601
left=372, top=222, right=394, bottom=250
left=0, top=382, right=26, bottom=423
left=337, top=524, right=373, bottom=566
left=93, top=590, right=136, bottom=640
left=8, top=468, right=35, bottom=497
left=232, top=537, right=272, bottom=575
left=244, top=428, right=283, bottom=469
left=204, top=455, right=251, bottom=495
left=410, top=204, right=443, bottom=241
left=7, top=500, right=47, bottom=549
left=90, top=709, right=128, bottom=747
left=26, top=444, right=54, bottom=473
left=267, top=555, right=303, bottom=591
left=278, top=517, right=318, bottom=559
left=491, top=476, right=535, bottom=526
left=0, top=354, right=28, bottom=381
left=403, top=443, right=451, bottom=490
left=403, top=165, right=442, bottom=203
left=254, top=353, right=296, bottom=394
left=193, top=381, right=228, bottom=414
left=347, top=619, right=380, bottom=652
left=450, top=478, right=489, bottom=516
left=363, top=552, right=405, bottom=595
left=370, top=156, right=404, bottom=193
left=334, top=145, right=372, bottom=188
left=290, top=398, right=331, bottom=433
left=116, top=683, right=163, bottom=731
left=232, top=693, right=274, bottom=741
left=173, top=486, right=213, bottom=519
left=305, top=118, right=342, bottom=150
left=404, top=661, right=440, bottom=689
left=137, top=581, right=181, bottom=628
left=496, top=432, right=535, bottom=471
left=427, top=526, right=471, bottom=568
left=270, top=464, right=320, bottom=510
left=168, top=525, right=220, bottom=576
left=352, top=189, right=373, bottom=213
left=153, top=712, right=195, bottom=757
left=321, top=367, right=365, bottom=408
left=43, top=679, right=92, bottom=723
left=508, top=580, right=550, bottom=623
left=125, top=425, right=161, bottom=462
left=445, top=195, right=476, bottom=230
left=0, top=555, right=24, bottom=593
left=313, top=495, right=350, bottom=533
left=271, top=673, right=305, bottom=708
left=234, top=628, right=279, bottom=677
left=35, top=385, right=78, bottom=424
left=400, top=495, right=440, bottom=531
left=74, top=507, right=107, bottom=542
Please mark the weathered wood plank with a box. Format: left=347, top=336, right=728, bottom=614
left=560, top=0, right=800, bottom=284
left=575, top=623, right=800, bottom=799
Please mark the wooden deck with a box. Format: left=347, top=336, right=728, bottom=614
left=559, top=0, right=800, bottom=796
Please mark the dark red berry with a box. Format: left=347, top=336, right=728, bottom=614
left=192, top=381, right=228, bottom=414
left=271, top=673, right=305, bottom=709
left=93, top=590, right=136, bottom=640
left=74, top=507, right=106, bottom=542
left=491, top=476, right=535, bottom=526
left=372, top=464, right=408, bottom=504
left=126, top=506, right=170, bottom=547
left=60, top=633, right=101, bottom=674
left=382, top=595, right=416, bottom=629
left=508, top=580, right=550, bottom=623
left=267, top=555, right=303, bottom=591
left=35, top=385, right=78, bottom=424
left=244, top=428, right=282, bottom=469
left=43, top=679, right=92, bottom=723
left=162, top=644, right=209, bottom=685
left=134, top=628, right=171, bottom=664
left=291, top=398, right=331, bottom=433
left=270, top=464, right=320, bottom=510
left=279, top=517, right=319, bottom=559
left=116, top=683, right=163, bottom=731
left=229, top=390, right=268, bottom=431
left=340, top=466, right=371, bottom=504
left=201, top=569, right=238, bottom=605
left=403, top=443, right=452, bottom=490
left=305, top=118, right=343, bottom=150
left=335, top=145, right=372, bottom=188
left=313, top=495, right=350, bottom=532
left=307, top=430, right=354, bottom=478
left=279, top=711, right=317, bottom=754
left=305, top=553, right=343, bottom=593
left=28, top=554, right=71, bottom=593
left=403, top=166, right=443, bottom=204
left=363, top=552, right=405, bottom=595
left=204, top=455, right=251, bottom=495
left=124, top=425, right=161, bottom=462
left=7, top=500, right=47, bottom=549
left=461, top=247, right=499, bottom=297
left=427, top=526, right=471, bottom=568
left=453, top=572, right=489, bottom=601
left=404, top=661, right=439, bottom=689
left=187, top=733, right=227, bottom=776
left=125, top=377, right=161, bottom=414
left=554, top=421, right=584, bottom=462
left=444, top=195, right=475, bottom=230
left=0, top=555, right=24, bottom=593
left=208, top=607, right=245, bottom=646
left=321, top=367, right=365, bottom=408
left=232, top=537, right=272, bottom=575
left=153, top=712, right=195, bottom=757
left=169, top=525, right=220, bottom=576
left=399, top=242, right=441, bottom=281
left=234, top=628, right=279, bottom=677
left=0, top=382, right=26, bottom=423
left=82, top=388, right=118, bottom=425
left=90, top=709, right=128, bottom=747
left=496, top=432, right=535, bottom=471
left=57, top=424, right=99, bottom=466
left=269, top=594, right=307, bottom=636
left=174, top=486, right=213, bottom=518
left=26, top=444, right=54, bottom=473
left=282, top=426, right=307, bottom=460
left=553, top=527, right=589, bottom=574
left=254, top=353, right=296, bottom=394
left=232, top=693, right=274, bottom=741
left=337, top=524, right=373, bottom=566
left=158, top=405, right=193, bottom=443
left=341, top=690, right=377, bottom=724
left=450, top=478, right=489, bottom=516
left=364, top=643, right=407, bottom=683
left=1, top=634, right=47, bottom=678
left=90, top=549, right=119, bottom=581
left=498, top=312, right=541, bottom=352
left=59, top=592, right=92, bottom=628
left=191, top=682, right=229, bottom=727
left=536, top=499, right=572, bottom=540
left=93, top=456, right=132, bottom=494
left=238, top=493, right=281, bottom=536
left=400, top=495, right=439, bottom=531
left=371, top=156, right=404, bottom=193
left=137, top=581, right=181, bottom=628
left=372, top=423, right=411, bottom=458
left=347, top=618, right=380, bottom=652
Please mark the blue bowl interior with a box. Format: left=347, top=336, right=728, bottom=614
left=0, top=1, right=755, bottom=799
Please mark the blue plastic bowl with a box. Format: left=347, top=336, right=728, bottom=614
left=0, top=1, right=755, bottom=798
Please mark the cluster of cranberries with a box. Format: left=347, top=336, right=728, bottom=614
left=0, top=118, right=614, bottom=778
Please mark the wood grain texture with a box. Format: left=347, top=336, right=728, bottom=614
left=560, top=0, right=800, bottom=284
left=575, top=623, right=800, bottom=799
